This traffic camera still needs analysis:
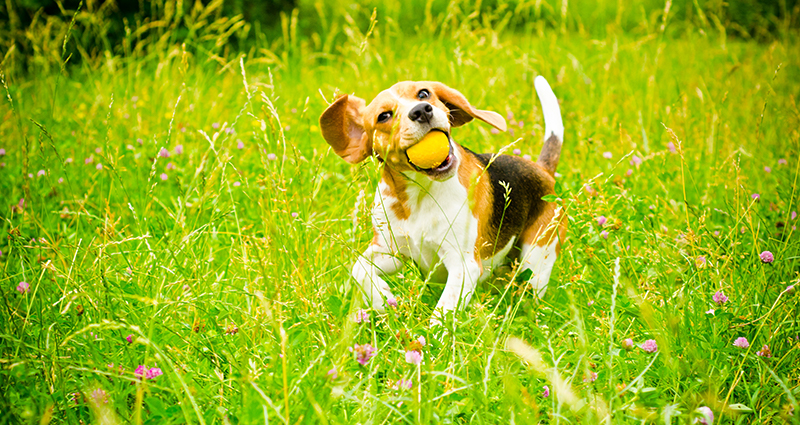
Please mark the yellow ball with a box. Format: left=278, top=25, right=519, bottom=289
left=407, top=131, right=450, bottom=169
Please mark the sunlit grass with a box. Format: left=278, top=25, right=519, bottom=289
left=1, top=2, right=799, bottom=424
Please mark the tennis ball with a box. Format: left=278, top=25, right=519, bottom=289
left=407, top=131, right=450, bottom=169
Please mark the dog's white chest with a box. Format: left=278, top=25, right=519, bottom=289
left=373, top=176, right=478, bottom=277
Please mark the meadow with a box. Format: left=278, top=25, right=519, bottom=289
left=1, top=0, right=799, bottom=423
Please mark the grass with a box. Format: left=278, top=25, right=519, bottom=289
left=1, top=2, right=800, bottom=423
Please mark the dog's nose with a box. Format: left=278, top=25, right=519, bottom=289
left=408, top=103, right=434, bottom=123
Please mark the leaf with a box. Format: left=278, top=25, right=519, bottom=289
left=541, top=194, right=559, bottom=202
left=727, top=403, right=753, bottom=412
left=145, top=397, right=166, bottom=418
left=515, top=268, right=533, bottom=282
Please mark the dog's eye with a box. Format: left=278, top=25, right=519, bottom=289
left=377, top=111, right=393, bottom=123
left=417, top=89, right=430, bottom=100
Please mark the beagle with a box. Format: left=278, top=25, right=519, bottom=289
left=320, top=76, right=566, bottom=325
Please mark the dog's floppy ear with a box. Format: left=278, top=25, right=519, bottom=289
left=430, top=82, right=507, bottom=132
left=319, top=94, right=372, bottom=164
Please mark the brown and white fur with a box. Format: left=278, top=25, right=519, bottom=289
left=320, top=76, right=566, bottom=325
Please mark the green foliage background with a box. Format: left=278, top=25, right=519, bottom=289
left=1, top=0, right=799, bottom=424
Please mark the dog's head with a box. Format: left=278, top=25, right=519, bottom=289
left=319, top=81, right=507, bottom=179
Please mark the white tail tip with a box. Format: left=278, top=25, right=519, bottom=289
left=534, top=76, right=564, bottom=142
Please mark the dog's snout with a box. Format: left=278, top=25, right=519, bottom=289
left=408, top=103, right=434, bottom=123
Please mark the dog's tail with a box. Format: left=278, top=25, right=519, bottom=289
left=534, top=76, right=563, bottom=176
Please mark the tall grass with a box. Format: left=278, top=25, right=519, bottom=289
left=1, top=0, right=799, bottom=423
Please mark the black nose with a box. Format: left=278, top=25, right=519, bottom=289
left=408, top=103, right=434, bottom=123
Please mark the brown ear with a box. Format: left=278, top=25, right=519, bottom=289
left=319, top=94, right=372, bottom=164
left=430, top=82, right=507, bottom=132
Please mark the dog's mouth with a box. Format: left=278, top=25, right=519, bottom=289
left=406, top=130, right=455, bottom=175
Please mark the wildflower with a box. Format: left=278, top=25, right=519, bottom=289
left=523, top=154, right=532, bottom=160
left=630, top=155, right=642, bottom=166
left=584, top=185, right=595, bottom=195
left=712, top=291, right=728, bottom=305
left=37, top=170, right=45, bottom=177
left=751, top=193, right=760, bottom=200
left=126, top=334, right=133, bottom=343
left=96, top=163, right=103, bottom=170
left=583, top=371, right=598, bottom=382
left=90, top=388, right=108, bottom=404
left=667, top=142, right=676, bottom=153
left=0, top=148, right=5, bottom=155
left=95, top=147, right=102, bottom=154
left=166, top=162, right=175, bottom=170
left=183, top=284, right=190, bottom=292
left=146, top=367, right=163, bottom=379
left=417, top=336, right=426, bottom=346
left=16, top=281, right=30, bottom=294
left=596, top=216, right=607, bottom=226
left=602, top=151, right=612, bottom=159
left=760, top=251, right=774, bottom=263
left=513, top=148, right=521, bottom=155
left=326, top=366, right=338, bottom=379
left=233, top=181, right=241, bottom=187
left=705, top=309, right=715, bottom=315
left=237, top=140, right=245, bottom=149
left=85, top=156, right=93, bottom=164
left=694, top=406, right=714, bottom=424
left=756, top=345, right=772, bottom=358
left=351, top=343, right=377, bottom=366
left=393, top=378, right=413, bottom=390
left=224, top=324, right=238, bottom=335
left=159, top=147, right=170, bottom=158
left=386, top=297, right=398, bottom=307
left=405, top=350, right=423, bottom=365
left=131, top=96, right=139, bottom=102
left=542, top=385, right=550, bottom=398
left=786, top=285, right=795, bottom=294
left=353, top=309, right=370, bottom=323
left=778, top=158, right=787, bottom=165
left=212, top=122, right=220, bottom=129
left=695, top=256, right=707, bottom=268
left=641, top=339, right=658, bottom=353
left=600, top=230, right=609, bottom=239
left=137, top=138, right=143, bottom=145
left=764, top=166, right=771, bottom=173
left=626, top=168, right=633, bottom=176
left=267, top=153, right=277, bottom=161
left=174, top=144, right=184, bottom=155
left=134, top=365, right=147, bottom=378
left=792, top=211, right=797, bottom=220
left=621, top=338, right=634, bottom=350
left=587, top=300, right=595, bottom=307
left=160, top=173, right=168, bottom=181
left=490, top=128, right=499, bottom=135
left=291, top=212, right=299, bottom=218
left=65, top=157, right=73, bottom=163
left=733, top=337, right=749, bottom=349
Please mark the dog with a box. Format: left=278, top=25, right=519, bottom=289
left=319, top=76, right=566, bottom=325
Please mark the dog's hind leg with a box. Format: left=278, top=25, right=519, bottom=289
left=519, top=205, right=567, bottom=298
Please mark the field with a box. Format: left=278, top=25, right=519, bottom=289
left=1, top=1, right=800, bottom=423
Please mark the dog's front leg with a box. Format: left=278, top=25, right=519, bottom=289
left=431, top=253, right=482, bottom=326
left=351, top=244, right=402, bottom=312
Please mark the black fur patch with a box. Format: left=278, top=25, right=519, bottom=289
left=465, top=148, right=550, bottom=252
